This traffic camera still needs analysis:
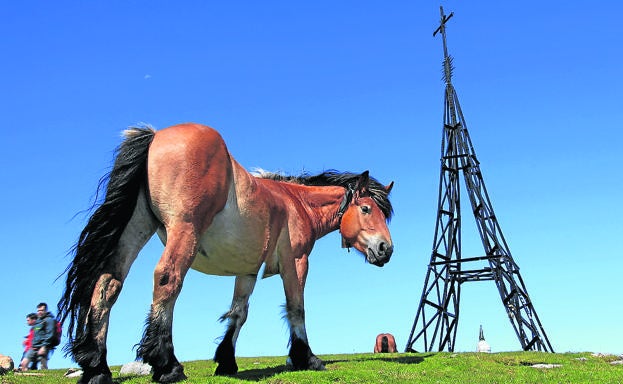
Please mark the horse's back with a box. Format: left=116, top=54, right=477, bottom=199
left=147, top=123, right=233, bottom=228
left=149, top=123, right=228, bottom=166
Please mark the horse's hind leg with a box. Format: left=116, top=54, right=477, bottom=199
left=214, top=274, right=257, bottom=375
left=77, top=190, right=158, bottom=384
left=137, top=224, right=200, bottom=383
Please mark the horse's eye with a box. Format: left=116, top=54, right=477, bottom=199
left=361, top=205, right=371, bottom=214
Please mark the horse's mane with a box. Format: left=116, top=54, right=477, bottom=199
left=254, top=169, right=393, bottom=219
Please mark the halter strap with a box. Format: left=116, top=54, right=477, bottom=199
left=337, top=184, right=355, bottom=217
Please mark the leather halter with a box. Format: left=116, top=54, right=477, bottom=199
left=337, top=184, right=355, bottom=217
left=337, top=184, right=355, bottom=251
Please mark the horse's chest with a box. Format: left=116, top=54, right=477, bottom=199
left=190, top=199, right=278, bottom=276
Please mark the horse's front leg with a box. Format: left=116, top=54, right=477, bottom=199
left=137, top=226, right=197, bottom=383
left=214, top=274, right=257, bottom=375
left=282, top=254, right=325, bottom=371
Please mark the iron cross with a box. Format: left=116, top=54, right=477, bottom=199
left=433, top=6, right=454, bottom=37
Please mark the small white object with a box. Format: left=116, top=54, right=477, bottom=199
left=476, top=325, right=491, bottom=353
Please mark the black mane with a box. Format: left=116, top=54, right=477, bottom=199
left=255, top=170, right=393, bottom=219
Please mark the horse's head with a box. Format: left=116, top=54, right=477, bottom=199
left=338, top=171, right=394, bottom=267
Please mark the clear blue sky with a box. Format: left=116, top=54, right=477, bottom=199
left=1, top=1, right=621, bottom=370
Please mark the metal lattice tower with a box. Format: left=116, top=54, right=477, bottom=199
left=405, top=7, right=554, bottom=353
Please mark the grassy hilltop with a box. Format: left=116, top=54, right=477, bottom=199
left=4, top=351, right=623, bottom=383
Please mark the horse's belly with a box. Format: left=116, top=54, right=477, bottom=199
left=190, top=204, right=272, bottom=276
left=191, top=237, right=262, bottom=276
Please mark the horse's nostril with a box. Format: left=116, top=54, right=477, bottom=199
left=378, top=242, right=393, bottom=257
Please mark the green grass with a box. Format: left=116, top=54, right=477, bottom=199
left=3, top=352, right=622, bottom=383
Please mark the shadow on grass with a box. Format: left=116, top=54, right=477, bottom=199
left=221, top=353, right=432, bottom=382
left=111, top=354, right=433, bottom=382
left=115, top=377, right=138, bottom=383
left=234, top=365, right=289, bottom=381
left=324, top=353, right=433, bottom=366
left=112, top=366, right=290, bottom=383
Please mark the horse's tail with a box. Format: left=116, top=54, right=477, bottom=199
left=381, top=335, right=389, bottom=353
left=57, top=126, right=156, bottom=354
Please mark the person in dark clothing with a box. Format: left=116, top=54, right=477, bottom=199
left=20, top=303, right=55, bottom=370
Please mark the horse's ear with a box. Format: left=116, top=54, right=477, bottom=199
left=385, top=181, right=394, bottom=194
left=354, top=170, right=370, bottom=196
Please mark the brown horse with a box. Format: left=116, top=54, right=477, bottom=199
left=374, top=333, right=397, bottom=353
left=57, top=123, right=394, bottom=383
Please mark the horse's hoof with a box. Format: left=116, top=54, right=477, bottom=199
left=308, top=355, right=326, bottom=371
left=214, top=361, right=238, bottom=376
left=78, top=373, right=113, bottom=384
left=153, top=364, right=187, bottom=383
left=286, top=355, right=326, bottom=371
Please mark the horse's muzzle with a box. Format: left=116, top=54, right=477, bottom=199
left=367, top=241, right=393, bottom=267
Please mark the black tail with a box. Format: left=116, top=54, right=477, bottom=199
left=381, top=336, right=389, bottom=353
left=57, top=126, right=156, bottom=355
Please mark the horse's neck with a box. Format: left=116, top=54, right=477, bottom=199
left=287, top=184, right=345, bottom=238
